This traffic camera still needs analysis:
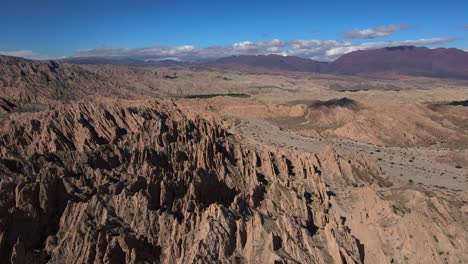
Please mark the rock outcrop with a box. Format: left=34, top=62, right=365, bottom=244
left=318, top=147, right=468, bottom=263
left=0, top=99, right=371, bottom=263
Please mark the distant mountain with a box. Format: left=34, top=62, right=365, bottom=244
left=327, top=46, right=468, bottom=79
left=210, top=47, right=468, bottom=79
left=61, top=46, right=468, bottom=79
left=62, top=57, right=186, bottom=67
left=210, top=54, right=328, bottom=73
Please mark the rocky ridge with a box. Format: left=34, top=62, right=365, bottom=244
left=0, top=99, right=375, bottom=263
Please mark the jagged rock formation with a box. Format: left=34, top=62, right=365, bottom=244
left=317, top=147, right=468, bottom=263
left=0, top=99, right=372, bottom=263
left=0, top=97, right=18, bottom=114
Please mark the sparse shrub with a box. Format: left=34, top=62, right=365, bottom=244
left=185, top=93, right=250, bottom=99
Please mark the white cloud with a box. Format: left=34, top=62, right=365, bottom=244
left=76, top=39, right=289, bottom=61
left=344, top=24, right=408, bottom=39
left=0, top=50, right=35, bottom=57
left=232, top=41, right=254, bottom=50
left=0, top=50, right=51, bottom=60
left=74, top=37, right=456, bottom=62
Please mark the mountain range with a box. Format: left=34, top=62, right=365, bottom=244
left=210, top=54, right=328, bottom=73
left=327, top=46, right=468, bottom=79
left=63, top=46, right=468, bottom=79
left=211, top=46, right=468, bottom=79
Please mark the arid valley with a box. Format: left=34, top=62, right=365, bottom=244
left=0, top=49, right=467, bottom=263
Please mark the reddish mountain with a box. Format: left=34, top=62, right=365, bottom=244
left=328, top=46, right=468, bottom=79
left=211, top=54, right=328, bottom=73
left=210, top=47, right=468, bottom=79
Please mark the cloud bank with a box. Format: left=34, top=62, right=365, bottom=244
left=76, top=37, right=455, bottom=62
left=343, top=24, right=408, bottom=39
left=0, top=50, right=51, bottom=60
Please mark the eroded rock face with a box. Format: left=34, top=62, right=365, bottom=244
left=318, top=147, right=468, bottom=263
left=0, top=99, right=368, bottom=263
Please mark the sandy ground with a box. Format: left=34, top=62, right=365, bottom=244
left=175, top=72, right=468, bottom=192
left=229, top=115, right=468, bottom=191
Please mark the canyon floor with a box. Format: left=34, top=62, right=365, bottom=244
left=0, top=57, right=467, bottom=263
left=177, top=76, right=468, bottom=190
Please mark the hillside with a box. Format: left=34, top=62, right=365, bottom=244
left=211, top=54, right=328, bottom=73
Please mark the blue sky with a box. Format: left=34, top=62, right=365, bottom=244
left=0, top=0, right=467, bottom=61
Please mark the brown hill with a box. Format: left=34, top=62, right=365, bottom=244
left=0, top=55, right=126, bottom=103
left=0, top=55, right=227, bottom=102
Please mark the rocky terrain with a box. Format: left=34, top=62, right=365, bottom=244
left=0, top=99, right=377, bottom=263
left=0, top=55, right=467, bottom=263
